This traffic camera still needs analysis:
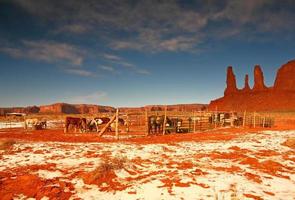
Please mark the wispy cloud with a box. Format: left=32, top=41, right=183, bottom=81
left=54, top=24, right=91, bottom=34
left=11, top=0, right=295, bottom=53
left=99, top=65, right=115, bottom=72
left=101, top=53, right=150, bottom=75
left=0, top=40, right=84, bottom=66
left=98, top=65, right=119, bottom=75
left=64, top=68, right=95, bottom=77
left=66, top=91, right=108, bottom=104
left=102, top=54, right=123, bottom=62
left=136, top=69, right=151, bottom=75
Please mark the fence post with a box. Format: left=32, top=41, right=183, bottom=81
left=162, top=106, right=167, bottom=135
left=115, top=108, right=119, bottom=140
left=126, top=112, right=129, bottom=133
left=243, top=110, right=246, bottom=127
left=262, top=116, right=266, bottom=128
left=214, top=107, right=217, bottom=129
left=193, top=111, right=196, bottom=133
left=145, top=109, right=149, bottom=136
left=230, top=111, right=234, bottom=127
left=253, top=112, right=256, bottom=128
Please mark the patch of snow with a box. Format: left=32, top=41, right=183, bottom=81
left=35, top=170, right=63, bottom=179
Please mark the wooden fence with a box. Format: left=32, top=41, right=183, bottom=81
left=0, top=109, right=276, bottom=138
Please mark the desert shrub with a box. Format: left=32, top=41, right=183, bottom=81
left=283, top=138, right=295, bottom=149
left=0, top=139, right=16, bottom=151
left=92, top=156, right=127, bottom=180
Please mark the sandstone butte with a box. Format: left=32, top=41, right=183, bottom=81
left=209, top=59, right=295, bottom=112
left=0, top=103, right=207, bottom=116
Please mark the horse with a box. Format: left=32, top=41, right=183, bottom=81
left=87, top=117, right=111, bottom=132
left=24, top=118, right=47, bottom=130
left=64, top=117, right=87, bottom=133
left=166, top=118, right=183, bottom=133
left=148, top=115, right=165, bottom=134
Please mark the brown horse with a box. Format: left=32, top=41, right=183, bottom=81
left=64, top=117, right=87, bottom=133
left=148, top=115, right=165, bottom=134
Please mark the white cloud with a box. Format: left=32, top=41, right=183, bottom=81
left=0, top=40, right=84, bottom=66
left=64, top=68, right=95, bottom=77
left=99, top=65, right=116, bottom=73
left=67, top=91, right=108, bottom=104
left=100, top=65, right=114, bottom=72
left=11, top=0, right=295, bottom=53
left=101, top=53, right=150, bottom=75
left=102, top=53, right=123, bottom=62
left=135, top=69, right=151, bottom=75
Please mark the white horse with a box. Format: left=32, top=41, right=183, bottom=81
left=24, top=118, right=47, bottom=130
left=87, top=118, right=104, bottom=132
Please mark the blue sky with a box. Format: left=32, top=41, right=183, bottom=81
left=0, top=0, right=294, bottom=107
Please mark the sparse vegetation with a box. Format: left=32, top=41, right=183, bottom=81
left=92, top=156, right=127, bottom=180
left=282, top=138, right=295, bottom=149
left=0, top=139, right=16, bottom=151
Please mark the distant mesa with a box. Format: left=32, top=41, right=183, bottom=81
left=209, top=59, right=295, bottom=111
left=0, top=103, right=207, bottom=116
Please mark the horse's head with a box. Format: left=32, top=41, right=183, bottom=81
left=155, top=116, right=164, bottom=124
left=118, top=118, right=125, bottom=125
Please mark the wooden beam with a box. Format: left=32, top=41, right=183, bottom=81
left=145, top=109, right=149, bottom=136
left=253, top=112, right=256, bottom=128
left=115, top=108, right=119, bottom=139
left=162, top=106, right=167, bottom=135
left=243, top=110, right=246, bottom=127
left=98, top=114, right=116, bottom=137
left=193, top=111, right=196, bottom=133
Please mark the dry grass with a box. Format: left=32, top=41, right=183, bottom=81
left=92, top=156, right=127, bottom=180
left=282, top=138, right=295, bottom=149
left=0, top=139, right=16, bottom=151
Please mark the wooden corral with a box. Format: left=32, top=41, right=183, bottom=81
left=0, top=108, right=277, bottom=139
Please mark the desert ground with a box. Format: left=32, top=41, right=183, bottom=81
left=0, top=123, right=294, bottom=200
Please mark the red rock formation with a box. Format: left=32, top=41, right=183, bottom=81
left=242, top=74, right=251, bottom=92
left=39, top=103, right=64, bottom=113
left=253, top=65, right=267, bottom=91
left=0, top=106, right=39, bottom=116
left=118, top=104, right=207, bottom=113
left=39, top=103, right=115, bottom=114
left=224, top=66, right=238, bottom=95
left=1, top=103, right=205, bottom=116
left=209, top=60, right=295, bottom=111
left=274, top=60, right=295, bottom=91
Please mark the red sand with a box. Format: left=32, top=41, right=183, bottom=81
left=0, top=126, right=294, bottom=199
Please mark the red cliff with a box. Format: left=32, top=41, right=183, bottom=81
left=253, top=65, right=268, bottom=91
left=209, top=60, right=295, bottom=111
left=242, top=74, right=251, bottom=92
left=224, top=66, right=238, bottom=95
left=39, top=103, right=115, bottom=114
left=274, top=60, right=295, bottom=91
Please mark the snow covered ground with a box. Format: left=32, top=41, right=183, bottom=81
left=0, top=130, right=294, bottom=200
